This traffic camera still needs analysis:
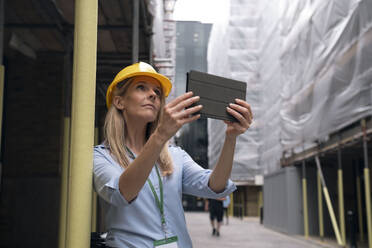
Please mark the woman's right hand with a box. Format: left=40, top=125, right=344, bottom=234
left=155, top=91, right=202, bottom=142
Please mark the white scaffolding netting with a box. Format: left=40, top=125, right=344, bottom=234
left=208, top=0, right=262, bottom=181
left=208, top=0, right=372, bottom=177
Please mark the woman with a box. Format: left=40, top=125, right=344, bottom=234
left=93, top=62, right=253, bottom=247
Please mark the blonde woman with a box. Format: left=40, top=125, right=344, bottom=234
left=93, top=62, right=253, bottom=248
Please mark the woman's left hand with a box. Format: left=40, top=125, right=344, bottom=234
left=224, top=99, right=253, bottom=138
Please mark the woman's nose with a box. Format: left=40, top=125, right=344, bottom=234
left=148, top=89, right=156, bottom=99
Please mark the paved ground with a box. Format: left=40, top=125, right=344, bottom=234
left=185, top=212, right=339, bottom=248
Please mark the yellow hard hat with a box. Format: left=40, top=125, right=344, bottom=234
left=106, top=62, right=172, bottom=109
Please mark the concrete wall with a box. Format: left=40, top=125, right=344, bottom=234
left=263, top=167, right=303, bottom=235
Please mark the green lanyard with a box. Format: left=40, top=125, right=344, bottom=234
left=147, top=166, right=166, bottom=227
left=125, top=147, right=166, bottom=229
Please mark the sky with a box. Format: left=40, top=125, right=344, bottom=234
left=173, top=0, right=228, bottom=24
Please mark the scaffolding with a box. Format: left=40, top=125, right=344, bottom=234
left=208, top=0, right=372, bottom=246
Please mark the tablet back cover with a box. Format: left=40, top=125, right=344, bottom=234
left=186, top=70, right=246, bottom=122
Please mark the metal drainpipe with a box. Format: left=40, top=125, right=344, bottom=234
left=65, top=0, right=98, bottom=247
left=362, top=119, right=372, bottom=248
left=315, top=156, right=343, bottom=246
left=337, top=143, right=346, bottom=246
left=132, top=0, right=139, bottom=63
left=302, top=160, right=309, bottom=239
left=356, top=159, right=364, bottom=242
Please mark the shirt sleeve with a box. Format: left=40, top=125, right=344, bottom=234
left=180, top=148, right=236, bottom=198
left=93, top=148, right=131, bottom=207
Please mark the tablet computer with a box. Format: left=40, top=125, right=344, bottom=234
left=186, top=70, right=246, bottom=122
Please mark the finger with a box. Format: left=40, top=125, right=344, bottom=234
left=226, top=107, right=249, bottom=127
left=235, top=99, right=253, bottom=119
left=174, top=105, right=202, bottom=119
left=229, top=103, right=252, bottom=124
left=171, top=95, right=200, bottom=112
left=167, top=91, right=194, bottom=108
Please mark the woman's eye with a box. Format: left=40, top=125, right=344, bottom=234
left=154, top=89, right=161, bottom=96
left=136, top=85, right=145, bottom=90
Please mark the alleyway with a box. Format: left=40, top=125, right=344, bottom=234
left=185, top=212, right=338, bottom=248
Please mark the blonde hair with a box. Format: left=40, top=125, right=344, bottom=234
left=103, top=78, right=173, bottom=176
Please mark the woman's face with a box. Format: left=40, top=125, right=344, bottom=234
left=117, top=76, right=163, bottom=123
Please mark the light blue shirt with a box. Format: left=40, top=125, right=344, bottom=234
left=93, top=144, right=236, bottom=248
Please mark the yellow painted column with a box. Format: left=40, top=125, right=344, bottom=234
left=258, top=190, right=263, bottom=219
left=318, top=170, right=324, bottom=240
left=65, top=0, right=98, bottom=247
left=302, top=161, right=309, bottom=239
left=58, top=117, right=71, bottom=248
left=229, top=193, right=234, bottom=216
left=362, top=119, right=372, bottom=248
left=364, top=168, right=372, bottom=248
left=337, top=169, right=346, bottom=246
left=337, top=147, right=346, bottom=246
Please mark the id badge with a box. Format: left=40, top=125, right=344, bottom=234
left=153, top=236, right=178, bottom=248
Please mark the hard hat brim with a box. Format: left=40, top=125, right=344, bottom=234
left=106, top=71, right=172, bottom=109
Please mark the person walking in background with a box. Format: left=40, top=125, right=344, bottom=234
left=205, top=198, right=225, bottom=237
left=223, top=195, right=230, bottom=225
left=93, top=62, right=253, bottom=247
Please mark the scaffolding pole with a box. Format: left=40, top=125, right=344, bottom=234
left=315, top=156, right=343, bottom=246
left=362, top=119, right=372, bottom=248
left=65, top=0, right=97, bottom=247
left=318, top=169, right=324, bottom=240
left=302, top=160, right=309, bottom=239
left=337, top=145, right=346, bottom=246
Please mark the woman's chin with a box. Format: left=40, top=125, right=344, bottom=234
left=142, top=114, right=157, bottom=123
left=126, top=110, right=158, bottom=123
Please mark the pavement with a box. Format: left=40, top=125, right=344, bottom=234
left=185, top=212, right=340, bottom=248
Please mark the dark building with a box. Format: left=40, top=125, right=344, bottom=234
left=175, top=21, right=211, bottom=211
left=0, top=1, right=156, bottom=247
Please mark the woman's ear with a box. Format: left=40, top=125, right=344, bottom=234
left=112, top=95, right=125, bottom=110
